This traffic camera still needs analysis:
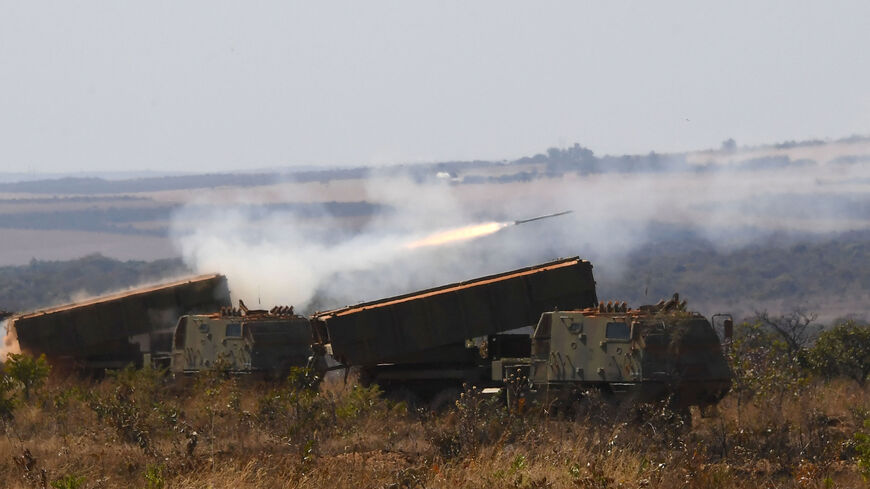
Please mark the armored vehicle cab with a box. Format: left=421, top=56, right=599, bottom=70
left=170, top=303, right=312, bottom=376
left=499, top=295, right=731, bottom=410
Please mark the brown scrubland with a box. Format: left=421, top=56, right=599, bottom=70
left=0, top=323, right=869, bottom=489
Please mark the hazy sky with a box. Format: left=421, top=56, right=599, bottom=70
left=2, top=1, right=868, bottom=173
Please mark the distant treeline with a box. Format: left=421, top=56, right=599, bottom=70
left=5, top=136, right=869, bottom=195
left=0, top=201, right=387, bottom=236
left=0, top=254, right=189, bottom=313
left=0, top=206, right=174, bottom=236
left=604, top=229, right=870, bottom=316
left=0, top=195, right=149, bottom=204
left=0, top=167, right=371, bottom=194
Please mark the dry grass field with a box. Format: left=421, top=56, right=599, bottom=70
left=0, top=360, right=867, bottom=489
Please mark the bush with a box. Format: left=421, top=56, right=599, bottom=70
left=806, top=320, right=870, bottom=385
left=336, top=383, right=382, bottom=421
left=87, top=365, right=169, bottom=456
left=144, top=464, right=165, bottom=489
left=729, top=321, right=807, bottom=408
left=88, top=382, right=155, bottom=455
left=50, top=474, right=86, bottom=489
left=0, top=375, right=16, bottom=420
left=255, top=369, right=335, bottom=448
left=4, top=352, right=51, bottom=400
left=856, top=421, right=870, bottom=482
left=425, top=384, right=516, bottom=459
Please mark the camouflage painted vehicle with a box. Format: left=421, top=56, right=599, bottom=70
left=311, top=257, right=599, bottom=406
left=312, top=252, right=731, bottom=411
left=495, top=294, right=732, bottom=412
left=170, top=303, right=312, bottom=376
left=8, top=274, right=230, bottom=370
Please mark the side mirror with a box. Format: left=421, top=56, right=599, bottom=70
left=711, top=314, right=734, bottom=344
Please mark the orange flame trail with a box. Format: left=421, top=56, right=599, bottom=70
left=405, top=221, right=510, bottom=249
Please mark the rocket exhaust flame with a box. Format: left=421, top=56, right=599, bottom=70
left=405, top=221, right=510, bottom=249
left=404, top=210, right=572, bottom=250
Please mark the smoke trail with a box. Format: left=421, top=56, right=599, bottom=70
left=170, top=175, right=517, bottom=310
left=405, top=221, right=510, bottom=249
left=169, top=143, right=870, bottom=318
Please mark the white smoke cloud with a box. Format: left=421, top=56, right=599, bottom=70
left=170, top=149, right=870, bottom=316
left=170, top=175, right=498, bottom=311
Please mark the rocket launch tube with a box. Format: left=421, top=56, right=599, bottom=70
left=513, top=210, right=573, bottom=226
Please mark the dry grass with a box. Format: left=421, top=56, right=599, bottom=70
left=0, top=369, right=866, bottom=489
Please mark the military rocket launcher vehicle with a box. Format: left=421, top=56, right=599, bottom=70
left=309, top=257, right=597, bottom=403
left=308, top=258, right=731, bottom=410
left=7, top=274, right=230, bottom=370
left=6, top=257, right=732, bottom=413
left=495, top=294, right=732, bottom=412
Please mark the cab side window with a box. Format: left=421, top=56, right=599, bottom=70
left=605, top=322, right=630, bottom=340
left=225, top=323, right=242, bottom=338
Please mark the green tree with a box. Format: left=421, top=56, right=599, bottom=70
left=5, top=352, right=51, bottom=400
left=754, top=309, right=819, bottom=353
left=806, top=320, right=870, bottom=385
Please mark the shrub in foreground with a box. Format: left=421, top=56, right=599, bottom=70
left=806, top=320, right=870, bottom=386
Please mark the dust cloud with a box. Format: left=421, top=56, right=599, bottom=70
left=1, top=320, right=21, bottom=361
